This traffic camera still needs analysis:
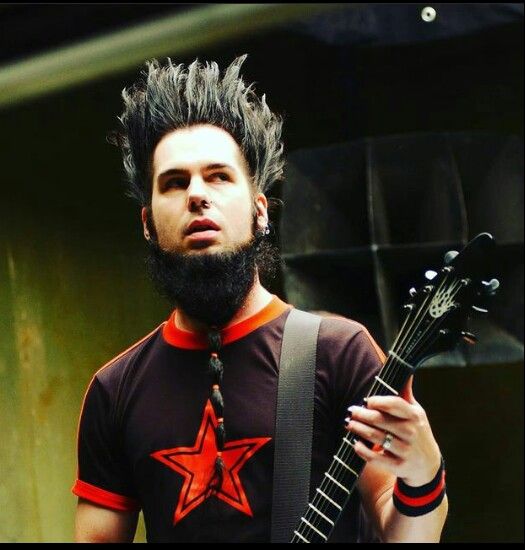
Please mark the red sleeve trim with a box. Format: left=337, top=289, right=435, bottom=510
left=393, top=471, right=446, bottom=506
left=72, top=479, right=140, bottom=512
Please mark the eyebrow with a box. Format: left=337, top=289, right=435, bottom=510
left=157, top=163, right=235, bottom=180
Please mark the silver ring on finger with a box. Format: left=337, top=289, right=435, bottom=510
left=381, top=432, right=394, bottom=451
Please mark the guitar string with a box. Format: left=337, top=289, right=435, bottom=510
left=387, top=269, right=456, bottom=372
left=293, top=346, right=426, bottom=542
left=378, top=272, right=463, bottom=399
left=389, top=280, right=464, bottom=379
left=294, top=301, right=463, bottom=544
left=376, top=279, right=464, bottom=417
left=293, top=279, right=454, bottom=543
left=386, top=266, right=454, bottom=364
left=367, top=272, right=459, bottom=416
left=295, top=268, right=466, bottom=540
left=296, top=350, right=408, bottom=540
left=292, top=351, right=405, bottom=541
left=293, top=272, right=462, bottom=541
left=293, top=351, right=414, bottom=541
left=393, top=282, right=466, bottom=383
left=329, top=279, right=463, bottom=496
left=293, top=347, right=431, bottom=541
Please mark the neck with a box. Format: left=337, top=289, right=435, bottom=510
left=175, top=273, right=273, bottom=333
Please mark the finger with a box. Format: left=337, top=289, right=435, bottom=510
left=347, top=407, right=406, bottom=440
left=346, top=421, right=404, bottom=456
left=345, top=419, right=410, bottom=457
left=346, top=419, right=391, bottom=450
left=361, top=396, right=416, bottom=419
left=400, top=375, right=418, bottom=405
left=353, top=439, right=403, bottom=471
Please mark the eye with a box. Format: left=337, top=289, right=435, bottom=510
left=209, top=172, right=230, bottom=182
left=164, top=177, right=187, bottom=189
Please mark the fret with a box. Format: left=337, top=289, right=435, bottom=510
left=333, top=455, right=358, bottom=477
left=300, top=517, right=328, bottom=541
left=316, top=488, right=342, bottom=511
left=293, top=531, right=310, bottom=543
left=289, top=233, right=494, bottom=542
left=324, top=473, right=350, bottom=494
left=308, top=503, right=335, bottom=526
left=374, top=375, right=399, bottom=395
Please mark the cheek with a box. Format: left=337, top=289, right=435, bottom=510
left=150, top=202, right=184, bottom=245
left=230, top=201, right=255, bottom=236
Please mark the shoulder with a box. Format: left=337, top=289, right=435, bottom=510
left=91, top=322, right=165, bottom=393
left=316, top=314, right=385, bottom=364
left=308, top=312, right=385, bottom=414
left=287, top=308, right=384, bottom=364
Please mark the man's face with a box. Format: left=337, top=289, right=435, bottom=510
left=143, top=124, right=268, bottom=253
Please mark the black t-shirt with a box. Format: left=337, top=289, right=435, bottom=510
left=73, top=296, right=384, bottom=542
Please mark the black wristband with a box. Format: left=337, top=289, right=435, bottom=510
left=393, top=457, right=446, bottom=517
left=397, top=456, right=445, bottom=497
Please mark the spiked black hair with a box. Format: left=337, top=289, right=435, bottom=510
left=109, top=55, right=285, bottom=206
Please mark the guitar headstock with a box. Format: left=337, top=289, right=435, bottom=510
left=395, top=233, right=500, bottom=369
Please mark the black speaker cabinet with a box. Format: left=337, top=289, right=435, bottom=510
left=281, top=132, right=523, bottom=366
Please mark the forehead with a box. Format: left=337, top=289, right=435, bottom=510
left=152, top=124, right=246, bottom=175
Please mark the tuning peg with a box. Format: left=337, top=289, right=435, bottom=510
left=409, top=287, right=417, bottom=297
left=425, top=270, right=438, bottom=281
left=482, top=278, right=500, bottom=296
left=444, top=250, right=459, bottom=265
left=461, top=331, right=477, bottom=344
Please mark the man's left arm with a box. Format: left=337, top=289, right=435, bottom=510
left=351, top=376, right=448, bottom=543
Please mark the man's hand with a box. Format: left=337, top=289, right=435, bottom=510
left=346, top=376, right=442, bottom=486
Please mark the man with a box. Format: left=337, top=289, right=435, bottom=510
left=73, top=55, right=447, bottom=542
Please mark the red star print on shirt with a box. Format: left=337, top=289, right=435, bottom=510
left=151, top=400, right=271, bottom=525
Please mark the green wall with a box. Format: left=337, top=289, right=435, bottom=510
left=0, top=81, right=167, bottom=541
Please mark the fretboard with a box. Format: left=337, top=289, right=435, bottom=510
left=290, top=355, right=413, bottom=543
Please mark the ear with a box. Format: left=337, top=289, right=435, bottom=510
left=141, top=206, right=151, bottom=240
left=254, top=193, right=269, bottom=231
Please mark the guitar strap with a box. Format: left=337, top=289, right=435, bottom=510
left=271, top=309, right=321, bottom=543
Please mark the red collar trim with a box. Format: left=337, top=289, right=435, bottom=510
left=162, top=295, right=291, bottom=350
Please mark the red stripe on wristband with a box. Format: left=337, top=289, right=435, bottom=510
left=394, top=470, right=446, bottom=507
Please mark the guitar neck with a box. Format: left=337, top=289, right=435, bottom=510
left=289, top=233, right=495, bottom=542
left=290, top=357, right=413, bottom=543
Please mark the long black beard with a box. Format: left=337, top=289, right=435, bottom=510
left=145, top=234, right=264, bottom=329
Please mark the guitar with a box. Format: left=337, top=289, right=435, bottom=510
left=291, top=232, right=499, bottom=543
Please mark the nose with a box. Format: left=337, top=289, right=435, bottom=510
left=186, top=176, right=211, bottom=212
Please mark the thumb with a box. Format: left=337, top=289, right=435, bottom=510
left=400, top=375, right=418, bottom=404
